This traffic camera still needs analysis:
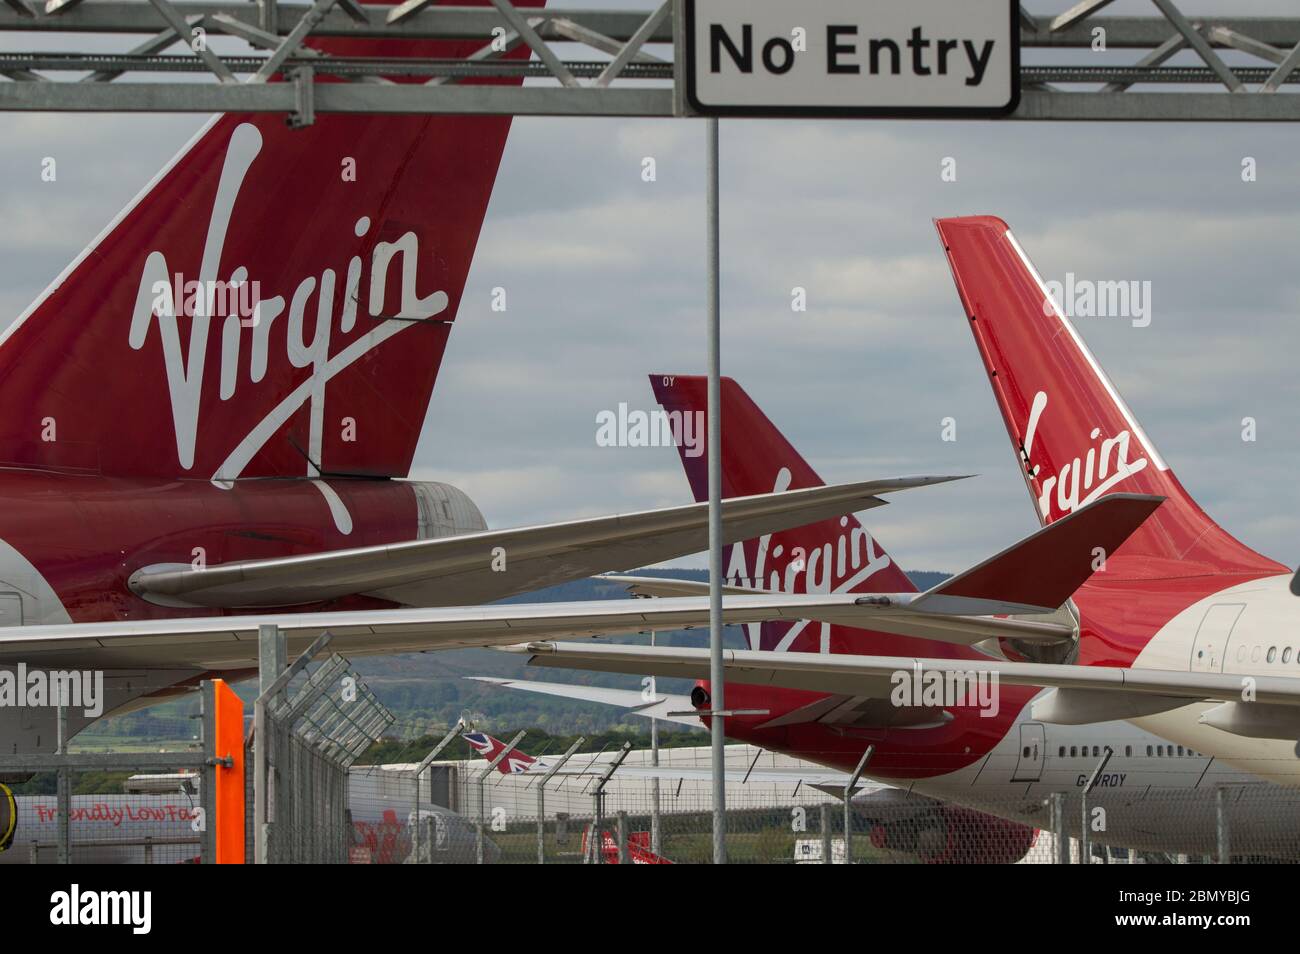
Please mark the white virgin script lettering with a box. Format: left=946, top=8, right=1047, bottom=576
left=128, top=122, right=448, bottom=479
left=1024, top=390, right=1148, bottom=519
left=728, top=467, right=893, bottom=652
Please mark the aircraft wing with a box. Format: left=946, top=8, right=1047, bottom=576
left=466, top=676, right=705, bottom=728
left=510, top=641, right=1300, bottom=723
left=126, top=476, right=961, bottom=609
left=0, top=591, right=986, bottom=671
left=597, top=581, right=1074, bottom=647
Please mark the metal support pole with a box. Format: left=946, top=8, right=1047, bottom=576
left=842, top=745, right=874, bottom=865
left=820, top=803, right=831, bottom=864
left=258, top=0, right=277, bottom=34
left=537, top=737, right=583, bottom=865
left=649, top=629, right=661, bottom=857
left=55, top=695, right=69, bottom=864
left=476, top=774, right=485, bottom=864
left=1216, top=787, right=1230, bottom=863
left=705, top=110, right=726, bottom=867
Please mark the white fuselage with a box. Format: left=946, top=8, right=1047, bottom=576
left=877, top=573, right=1300, bottom=857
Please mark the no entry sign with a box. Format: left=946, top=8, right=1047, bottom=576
left=683, top=0, right=1020, bottom=118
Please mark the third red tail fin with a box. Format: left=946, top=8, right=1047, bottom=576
left=934, top=216, right=1283, bottom=578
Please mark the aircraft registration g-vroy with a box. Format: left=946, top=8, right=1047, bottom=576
left=493, top=218, right=1300, bottom=859
left=0, top=0, right=977, bottom=756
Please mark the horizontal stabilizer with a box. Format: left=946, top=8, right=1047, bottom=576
left=466, top=676, right=702, bottom=728
left=910, top=493, right=1163, bottom=616
left=472, top=674, right=946, bottom=733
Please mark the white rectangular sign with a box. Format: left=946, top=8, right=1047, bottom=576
left=684, top=0, right=1019, bottom=117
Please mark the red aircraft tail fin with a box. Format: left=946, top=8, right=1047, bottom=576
left=0, top=0, right=542, bottom=483
left=934, top=216, right=1283, bottom=578
left=649, top=374, right=962, bottom=657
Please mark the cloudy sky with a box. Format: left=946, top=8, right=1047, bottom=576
left=2, top=0, right=1298, bottom=575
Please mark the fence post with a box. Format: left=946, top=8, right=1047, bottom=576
left=1051, top=792, right=1069, bottom=864
left=476, top=774, right=485, bottom=864
left=537, top=785, right=545, bottom=865
left=1079, top=746, right=1114, bottom=866
left=253, top=630, right=390, bottom=864
left=409, top=719, right=464, bottom=864
left=820, top=803, right=831, bottom=865
left=200, top=679, right=217, bottom=864
left=843, top=745, right=874, bottom=866
left=56, top=694, right=69, bottom=864
left=590, top=741, right=632, bottom=865
left=1079, top=790, right=1088, bottom=864
left=1216, top=787, right=1230, bottom=863
left=253, top=623, right=286, bottom=865
left=473, top=729, right=526, bottom=864
left=617, top=811, right=630, bottom=864
left=537, top=737, right=583, bottom=865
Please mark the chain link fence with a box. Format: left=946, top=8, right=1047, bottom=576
left=253, top=646, right=394, bottom=864
left=0, top=687, right=219, bottom=865
left=329, top=743, right=1300, bottom=864
left=10, top=652, right=1300, bottom=866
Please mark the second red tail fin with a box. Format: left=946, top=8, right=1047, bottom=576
left=650, top=374, right=958, bottom=656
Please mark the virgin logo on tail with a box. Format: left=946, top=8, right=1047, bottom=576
left=727, top=467, right=894, bottom=652
left=128, top=122, right=448, bottom=484
left=1024, top=390, right=1149, bottom=520
left=726, top=468, right=893, bottom=597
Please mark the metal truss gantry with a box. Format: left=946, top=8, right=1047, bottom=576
left=0, top=1, right=1298, bottom=121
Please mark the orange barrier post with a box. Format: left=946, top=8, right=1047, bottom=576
left=211, top=679, right=246, bottom=864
